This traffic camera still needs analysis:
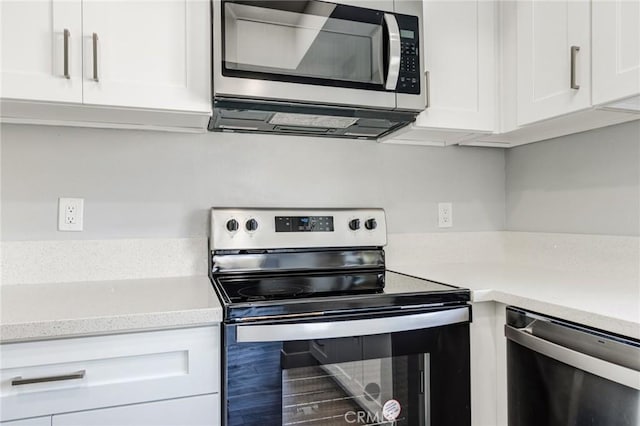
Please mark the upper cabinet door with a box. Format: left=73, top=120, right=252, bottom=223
left=592, top=0, right=640, bottom=106
left=517, top=0, right=591, bottom=125
left=81, top=0, right=211, bottom=113
left=416, top=0, right=496, bottom=132
left=0, top=0, right=82, bottom=102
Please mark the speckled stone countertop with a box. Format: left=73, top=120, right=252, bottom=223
left=0, top=276, right=222, bottom=343
left=389, top=262, right=640, bottom=340
left=386, top=232, right=640, bottom=340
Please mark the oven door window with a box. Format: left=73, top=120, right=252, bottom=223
left=283, top=347, right=426, bottom=425
left=222, top=0, right=387, bottom=90
left=224, top=319, right=470, bottom=426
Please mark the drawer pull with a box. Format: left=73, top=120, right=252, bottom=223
left=11, top=370, right=85, bottom=386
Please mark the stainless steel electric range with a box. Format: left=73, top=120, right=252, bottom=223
left=209, top=208, right=471, bottom=426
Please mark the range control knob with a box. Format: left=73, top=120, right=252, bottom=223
left=365, top=218, right=377, bottom=230
left=349, top=218, right=361, bottom=231
left=245, top=218, right=259, bottom=232
left=226, top=219, right=239, bottom=232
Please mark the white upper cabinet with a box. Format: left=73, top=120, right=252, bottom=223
left=81, top=0, right=210, bottom=113
left=516, top=0, right=591, bottom=125
left=1, top=0, right=211, bottom=130
left=417, top=0, right=496, bottom=132
left=0, top=0, right=82, bottom=103
left=592, top=0, right=640, bottom=107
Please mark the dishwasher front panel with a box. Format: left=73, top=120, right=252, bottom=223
left=505, top=307, right=640, bottom=426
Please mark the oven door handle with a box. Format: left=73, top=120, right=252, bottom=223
left=235, top=307, right=469, bottom=343
left=384, top=13, right=401, bottom=91
left=505, top=325, right=640, bottom=390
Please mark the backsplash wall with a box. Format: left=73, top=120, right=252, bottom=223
left=1, top=124, right=506, bottom=240
left=506, top=120, right=640, bottom=236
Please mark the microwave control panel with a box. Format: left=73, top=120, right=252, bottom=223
left=396, top=14, right=421, bottom=95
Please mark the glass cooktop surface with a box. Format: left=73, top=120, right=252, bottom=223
left=217, top=271, right=385, bottom=303
left=213, top=270, right=469, bottom=321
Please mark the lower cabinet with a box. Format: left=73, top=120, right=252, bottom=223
left=0, top=417, right=51, bottom=426
left=0, top=326, right=221, bottom=425
left=1, top=395, right=219, bottom=426
left=53, top=394, right=219, bottom=426
left=470, top=301, right=508, bottom=426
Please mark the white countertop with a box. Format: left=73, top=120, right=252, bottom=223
left=386, top=232, right=640, bottom=340
left=1, top=232, right=638, bottom=342
left=0, top=276, right=222, bottom=343
left=389, top=262, right=640, bottom=339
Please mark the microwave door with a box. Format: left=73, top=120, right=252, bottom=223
left=214, top=0, right=397, bottom=110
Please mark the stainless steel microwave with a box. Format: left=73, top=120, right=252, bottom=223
left=210, top=0, right=426, bottom=140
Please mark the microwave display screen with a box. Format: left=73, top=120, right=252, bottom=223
left=400, top=29, right=415, bottom=39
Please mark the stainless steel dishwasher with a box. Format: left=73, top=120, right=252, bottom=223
left=505, top=306, right=640, bottom=426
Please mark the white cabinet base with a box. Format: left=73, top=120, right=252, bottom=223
left=0, top=326, right=219, bottom=422
left=465, top=109, right=640, bottom=148
left=52, top=394, right=219, bottom=426
left=0, top=99, right=209, bottom=133
left=470, top=302, right=508, bottom=426
left=1, top=417, right=51, bottom=426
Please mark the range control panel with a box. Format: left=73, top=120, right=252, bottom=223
left=210, top=208, right=386, bottom=250
left=275, top=216, right=334, bottom=233
left=397, top=14, right=421, bottom=95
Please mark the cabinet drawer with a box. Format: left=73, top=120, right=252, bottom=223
left=0, top=326, right=219, bottom=422
left=53, top=394, right=219, bottom=426
left=1, top=417, right=51, bottom=426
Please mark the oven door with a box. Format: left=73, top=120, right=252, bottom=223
left=223, top=305, right=471, bottom=426
left=213, top=0, right=415, bottom=110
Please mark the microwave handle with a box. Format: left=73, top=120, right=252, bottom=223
left=383, top=13, right=401, bottom=91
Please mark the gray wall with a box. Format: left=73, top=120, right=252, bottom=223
left=506, top=120, right=640, bottom=236
left=1, top=124, right=506, bottom=240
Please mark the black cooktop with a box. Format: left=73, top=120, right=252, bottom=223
left=212, top=270, right=470, bottom=322
left=217, top=271, right=385, bottom=303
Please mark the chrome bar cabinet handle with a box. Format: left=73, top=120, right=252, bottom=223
left=570, top=45, right=580, bottom=90
left=92, top=32, right=99, bottom=82
left=63, top=29, right=70, bottom=79
left=425, top=70, right=431, bottom=108
left=11, top=370, right=86, bottom=386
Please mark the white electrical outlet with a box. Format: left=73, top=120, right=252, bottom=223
left=58, top=198, right=84, bottom=231
left=438, top=202, right=453, bottom=228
